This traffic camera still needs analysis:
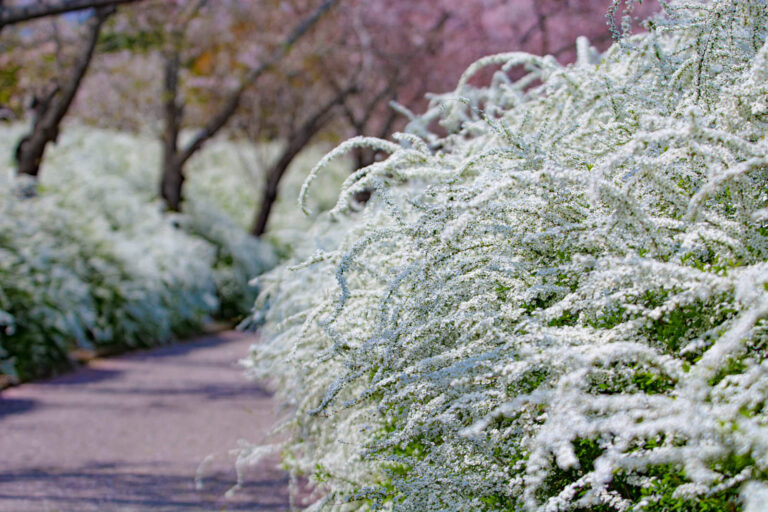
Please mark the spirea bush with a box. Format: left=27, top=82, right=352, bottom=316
left=0, top=125, right=275, bottom=380
left=180, top=200, right=276, bottom=320
left=244, top=1, right=768, bottom=510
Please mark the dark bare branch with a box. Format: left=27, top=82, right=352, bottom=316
left=177, top=0, right=341, bottom=167
left=0, top=0, right=138, bottom=28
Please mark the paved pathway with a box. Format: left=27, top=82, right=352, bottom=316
left=0, top=331, right=289, bottom=512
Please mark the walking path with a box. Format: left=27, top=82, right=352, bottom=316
left=0, top=331, right=289, bottom=512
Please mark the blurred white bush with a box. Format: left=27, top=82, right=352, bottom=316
left=0, top=124, right=287, bottom=379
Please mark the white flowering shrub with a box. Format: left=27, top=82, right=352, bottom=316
left=244, top=1, right=768, bottom=510
left=0, top=169, right=219, bottom=379
left=180, top=199, right=276, bottom=320
left=0, top=125, right=275, bottom=379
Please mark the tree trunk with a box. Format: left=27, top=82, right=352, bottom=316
left=15, top=125, right=55, bottom=178
left=15, top=6, right=113, bottom=178
left=160, top=159, right=184, bottom=212
left=159, top=48, right=184, bottom=211
left=250, top=129, right=326, bottom=237
left=251, top=83, right=354, bottom=236
left=251, top=154, right=291, bottom=237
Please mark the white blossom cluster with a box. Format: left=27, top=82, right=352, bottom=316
left=244, top=1, right=768, bottom=510
left=0, top=125, right=275, bottom=379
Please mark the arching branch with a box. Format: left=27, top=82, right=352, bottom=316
left=0, top=0, right=139, bottom=28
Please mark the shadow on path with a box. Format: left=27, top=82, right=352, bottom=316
left=0, top=331, right=287, bottom=512
left=0, top=464, right=288, bottom=511
left=0, top=397, right=37, bottom=418
left=27, top=367, right=125, bottom=387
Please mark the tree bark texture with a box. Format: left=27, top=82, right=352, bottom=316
left=159, top=50, right=184, bottom=212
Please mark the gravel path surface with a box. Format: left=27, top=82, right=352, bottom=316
left=0, top=331, right=289, bottom=512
